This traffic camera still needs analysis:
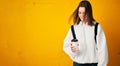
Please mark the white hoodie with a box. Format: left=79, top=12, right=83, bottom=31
left=63, top=21, right=108, bottom=66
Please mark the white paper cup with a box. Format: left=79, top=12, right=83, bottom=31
left=71, top=41, right=79, bottom=51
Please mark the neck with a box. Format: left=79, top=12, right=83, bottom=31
left=82, top=20, right=88, bottom=24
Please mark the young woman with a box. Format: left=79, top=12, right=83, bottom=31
left=63, top=0, right=108, bottom=66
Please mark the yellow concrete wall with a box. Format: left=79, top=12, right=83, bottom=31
left=0, top=0, right=120, bottom=66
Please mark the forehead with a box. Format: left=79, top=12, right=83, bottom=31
left=78, top=7, right=85, bottom=12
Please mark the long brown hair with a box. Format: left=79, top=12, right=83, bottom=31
left=69, top=0, right=95, bottom=26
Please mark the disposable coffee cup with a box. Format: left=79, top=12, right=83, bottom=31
left=71, top=39, right=79, bottom=51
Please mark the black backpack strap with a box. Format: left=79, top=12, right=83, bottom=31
left=71, top=25, right=76, bottom=39
left=94, top=23, right=99, bottom=43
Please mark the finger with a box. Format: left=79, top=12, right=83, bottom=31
left=71, top=45, right=74, bottom=48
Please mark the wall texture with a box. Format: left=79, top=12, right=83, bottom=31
left=0, top=0, right=120, bottom=66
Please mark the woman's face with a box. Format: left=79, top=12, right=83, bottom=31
left=78, top=7, right=87, bottom=22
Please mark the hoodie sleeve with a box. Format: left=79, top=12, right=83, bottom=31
left=97, top=24, right=108, bottom=66
left=63, top=28, right=78, bottom=59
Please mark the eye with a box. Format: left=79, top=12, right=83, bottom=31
left=83, top=12, right=85, bottom=14
left=78, top=12, right=81, bottom=14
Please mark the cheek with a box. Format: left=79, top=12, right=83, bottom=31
left=78, top=14, right=81, bottom=17
left=78, top=14, right=84, bottom=18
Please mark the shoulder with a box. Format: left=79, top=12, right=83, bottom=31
left=95, top=22, right=104, bottom=34
left=93, top=21, right=99, bottom=25
left=93, top=21, right=103, bottom=31
left=71, top=23, right=79, bottom=28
